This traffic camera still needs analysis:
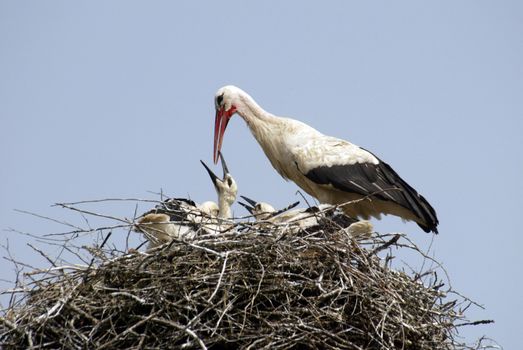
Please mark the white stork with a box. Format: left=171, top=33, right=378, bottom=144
left=238, top=196, right=300, bottom=221
left=213, top=86, right=439, bottom=233
left=135, top=152, right=238, bottom=247
left=200, top=152, right=238, bottom=221
left=135, top=198, right=202, bottom=247
left=239, top=195, right=374, bottom=238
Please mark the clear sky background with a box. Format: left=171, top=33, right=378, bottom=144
left=1, top=1, right=521, bottom=348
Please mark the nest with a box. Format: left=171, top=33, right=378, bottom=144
left=1, top=202, right=494, bottom=349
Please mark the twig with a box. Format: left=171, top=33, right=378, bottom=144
left=150, top=317, right=207, bottom=350
left=367, top=234, right=401, bottom=257
left=207, top=251, right=229, bottom=303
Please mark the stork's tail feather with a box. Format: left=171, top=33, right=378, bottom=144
left=379, top=161, right=439, bottom=234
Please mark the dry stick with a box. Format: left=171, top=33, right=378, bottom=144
left=1, top=240, right=26, bottom=309
left=185, top=242, right=226, bottom=258
left=79, top=211, right=93, bottom=232
left=399, top=234, right=452, bottom=291
left=13, top=209, right=84, bottom=231
left=35, top=280, right=82, bottom=321
left=207, top=251, right=229, bottom=303
left=150, top=317, right=208, bottom=350
left=2, top=256, right=37, bottom=274
left=67, top=301, right=99, bottom=325
left=110, top=291, right=147, bottom=304
left=54, top=203, right=132, bottom=224
left=248, top=254, right=266, bottom=312
left=27, top=231, right=89, bottom=282
left=0, top=317, right=33, bottom=347
left=4, top=228, right=66, bottom=242
left=367, top=234, right=401, bottom=257
left=448, top=289, right=486, bottom=310
left=81, top=230, right=113, bottom=283
left=126, top=203, right=140, bottom=251
left=43, top=223, right=132, bottom=237
left=24, top=265, right=89, bottom=276
left=55, top=198, right=162, bottom=206
left=47, top=241, right=91, bottom=265
left=211, top=296, right=239, bottom=337
left=96, top=311, right=161, bottom=350
left=27, top=243, right=58, bottom=268
left=417, top=232, right=436, bottom=279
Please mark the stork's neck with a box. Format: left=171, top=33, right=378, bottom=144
left=236, top=93, right=282, bottom=139
left=218, top=197, right=232, bottom=219
left=235, top=91, right=306, bottom=180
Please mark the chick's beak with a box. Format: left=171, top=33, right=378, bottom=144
left=200, top=160, right=219, bottom=189
left=240, top=195, right=257, bottom=207
left=218, top=151, right=229, bottom=176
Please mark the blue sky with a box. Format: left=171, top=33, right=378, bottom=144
left=1, top=1, right=521, bottom=347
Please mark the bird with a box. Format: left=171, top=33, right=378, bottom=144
left=134, top=198, right=202, bottom=247
left=135, top=152, right=238, bottom=247
left=239, top=195, right=373, bottom=238
left=213, top=86, right=438, bottom=233
left=200, top=152, right=238, bottom=221
left=239, top=195, right=322, bottom=229
left=238, top=196, right=300, bottom=221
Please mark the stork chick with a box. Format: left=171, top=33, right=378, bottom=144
left=135, top=152, right=237, bottom=247
left=200, top=152, right=237, bottom=221
left=239, top=196, right=300, bottom=222
left=240, top=195, right=373, bottom=238
left=240, top=195, right=323, bottom=232
left=134, top=198, right=203, bottom=248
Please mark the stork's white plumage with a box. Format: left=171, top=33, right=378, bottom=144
left=135, top=153, right=238, bottom=247
left=200, top=152, right=237, bottom=221
left=135, top=198, right=204, bottom=247
left=239, top=198, right=276, bottom=221
left=239, top=196, right=321, bottom=232
left=238, top=196, right=300, bottom=221
left=239, top=195, right=373, bottom=238
left=213, top=86, right=439, bottom=233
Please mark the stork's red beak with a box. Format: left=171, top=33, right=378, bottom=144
left=213, top=106, right=236, bottom=163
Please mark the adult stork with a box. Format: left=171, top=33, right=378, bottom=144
left=213, top=86, right=438, bottom=233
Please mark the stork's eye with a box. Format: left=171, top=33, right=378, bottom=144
left=227, top=177, right=233, bottom=187
left=216, top=94, right=224, bottom=106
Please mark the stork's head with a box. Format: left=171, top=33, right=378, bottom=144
left=201, top=151, right=238, bottom=207
left=239, top=196, right=276, bottom=221
left=199, top=201, right=219, bottom=217
left=214, top=85, right=246, bottom=163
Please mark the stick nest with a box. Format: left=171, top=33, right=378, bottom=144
left=1, top=207, right=492, bottom=349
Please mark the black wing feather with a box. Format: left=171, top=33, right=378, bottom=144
left=305, top=157, right=439, bottom=233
